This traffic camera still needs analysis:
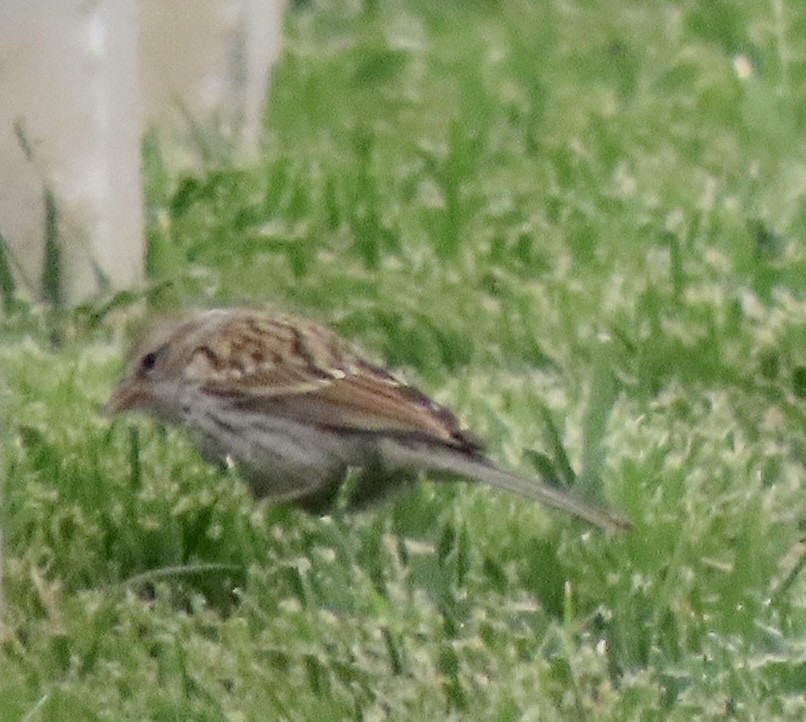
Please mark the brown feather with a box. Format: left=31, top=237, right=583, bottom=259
left=189, top=313, right=482, bottom=452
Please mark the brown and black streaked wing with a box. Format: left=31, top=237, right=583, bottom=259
left=184, top=313, right=483, bottom=453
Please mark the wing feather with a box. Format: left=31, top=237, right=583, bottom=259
left=185, top=314, right=481, bottom=452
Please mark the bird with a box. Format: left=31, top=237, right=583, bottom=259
left=105, top=308, right=631, bottom=532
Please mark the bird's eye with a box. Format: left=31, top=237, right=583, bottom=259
left=140, top=350, right=159, bottom=373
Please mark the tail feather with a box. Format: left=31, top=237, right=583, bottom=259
left=380, top=439, right=632, bottom=533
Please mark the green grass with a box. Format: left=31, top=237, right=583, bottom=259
left=2, top=0, right=806, bottom=719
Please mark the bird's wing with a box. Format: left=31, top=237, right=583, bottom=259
left=183, top=313, right=483, bottom=452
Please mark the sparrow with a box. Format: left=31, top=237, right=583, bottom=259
left=105, top=308, right=630, bottom=532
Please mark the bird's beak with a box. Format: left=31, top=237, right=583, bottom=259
left=104, top=378, right=146, bottom=416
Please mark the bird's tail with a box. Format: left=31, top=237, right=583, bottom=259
left=380, top=439, right=632, bottom=533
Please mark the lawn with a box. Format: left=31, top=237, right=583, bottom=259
left=1, top=0, right=805, bottom=719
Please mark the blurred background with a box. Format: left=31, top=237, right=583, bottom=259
left=0, top=1, right=804, bottom=719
